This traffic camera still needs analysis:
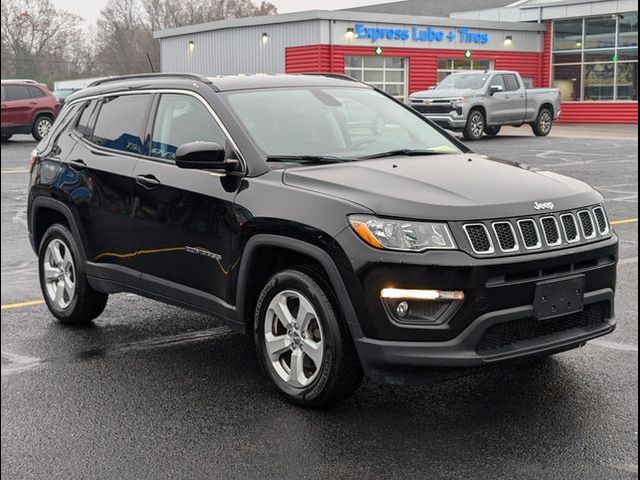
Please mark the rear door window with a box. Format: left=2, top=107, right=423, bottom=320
left=76, top=100, right=100, bottom=137
left=28, top=86, right=45, bottom=98
left=151, top=93, right=227, bottom=161
left=504, top=74, right=521, bottom=92
left=4, top=85, right=31, bottom=101
left=91, top=94, right=151, bottom=156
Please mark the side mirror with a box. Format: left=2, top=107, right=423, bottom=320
left=175, top=141, right=239, bottom=173
left=490, top=85, right=504, bottom=95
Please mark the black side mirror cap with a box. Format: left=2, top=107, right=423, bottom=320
left=175, top=141, right=240, bottom=173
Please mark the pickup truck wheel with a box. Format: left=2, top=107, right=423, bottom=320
left=484, top=125, right=501, bottom=136
left=38, top=224, right=108, bottom=324
left=463, top=110, right=485, bottom=141
left=1, top=134, right=12, bottom=143
left=532, top=108, right=553, bottom=137
left=32, top=115, right=53, bottom=141
left=254, top=268, right=363, bottom=408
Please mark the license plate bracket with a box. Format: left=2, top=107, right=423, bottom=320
left=533, top=275, right=585, bottom=321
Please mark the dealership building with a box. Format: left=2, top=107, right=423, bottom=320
left=155, top=0, right=638, bottom=123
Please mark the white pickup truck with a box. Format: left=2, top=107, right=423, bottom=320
left=408, top=70, right=561, bottom=141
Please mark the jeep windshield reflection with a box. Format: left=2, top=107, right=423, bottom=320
left=225, top=87, right=461, bottom=163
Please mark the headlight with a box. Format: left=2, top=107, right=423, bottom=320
left=349, top=215, right=456, bottom=252
left=451, top=97, right=468, bottom=107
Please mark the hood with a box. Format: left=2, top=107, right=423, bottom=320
left=283, top=154, right=602, bottom=221
left=410, top=88, right=477, bottom=100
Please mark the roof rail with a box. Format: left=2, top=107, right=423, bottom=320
left=1, top=79, right=39, bottom=84
left=88, top=73, right=212, bottom=87
left=299, top=73, right=360, bottom=83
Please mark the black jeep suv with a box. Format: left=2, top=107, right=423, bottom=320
left=28, top=73, right=617, bottom=407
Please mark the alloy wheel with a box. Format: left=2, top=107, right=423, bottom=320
left=470, top=113, right=484, bottom=138
left=43, top=238, right=76, bottom=309
left=264, top=290, right=324, bottom=388
left=37, top=118, right=52, bottom=138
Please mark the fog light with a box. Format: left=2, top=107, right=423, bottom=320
left=396, top=301, right=409, bottom=318
left=381, top=288, right=465, bottom=301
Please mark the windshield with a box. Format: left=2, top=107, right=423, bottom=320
left=225, top=87, right=461, bottom=162
left=437, top=73, right=490, bottom=90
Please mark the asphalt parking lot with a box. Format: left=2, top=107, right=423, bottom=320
left=1, top=129, right=638, bottom=479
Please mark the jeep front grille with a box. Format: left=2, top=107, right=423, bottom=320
left=460, top=206, right=611, bottom=257
left=517, top=219, right=541, bottom=249
left=463, top=224, right=494, bottom=254
left=561, top=214, right=580, bottom=243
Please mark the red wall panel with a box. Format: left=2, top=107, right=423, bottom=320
left=285, top=44, right=638, bottom=124
left=559, top=102, right=638, bottom=123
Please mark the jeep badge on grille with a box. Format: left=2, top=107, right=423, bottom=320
left=534, top=201, right=555, bottom=211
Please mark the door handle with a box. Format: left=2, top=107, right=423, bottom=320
left=136, top=174, right=161, bottom=189
left=69, top=159, right=87, bottom=171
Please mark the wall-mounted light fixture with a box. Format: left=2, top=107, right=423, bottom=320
left=261, top=32, right=269, bottom=44
left=504, top=35, right=513, bottom=46
left=188, top=40, right=195, bottom=53
left=575, top=41, right=582, bottom=48
left=345, top=27, right=356, bottom=39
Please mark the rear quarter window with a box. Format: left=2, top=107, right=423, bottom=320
left=28, top=86, right=46, bottom=98
left=76, top=100, right=100, bottom=137
left=90, top=94, right=151, bottom=156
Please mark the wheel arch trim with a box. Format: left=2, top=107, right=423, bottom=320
left=30, top=196, right=88, bottom=262
left=236, top=234, right=360, bottom=330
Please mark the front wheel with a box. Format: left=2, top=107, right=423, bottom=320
left=32, top=115, right=53, bottom=141
left=38, top=224, right=108, bottom=324
left=254, top=268, right=363, bottom=408
left=463, top=110, right=485, bottom=141
left=1, top=134, right=12, bottom=143
left=532, top=108, right=553, bottom=137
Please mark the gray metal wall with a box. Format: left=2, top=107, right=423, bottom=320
left=159, top=20, right=323, bottom=75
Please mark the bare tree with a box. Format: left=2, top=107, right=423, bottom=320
left=95, top=0, right=277, bottom=75
left=0, top=0, right=86, bottom=86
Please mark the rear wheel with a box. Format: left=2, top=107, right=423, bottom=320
left=1, top=134, right=12, bottom=143
left=532, top=107, right=553, bottom=137
left=254, top=268, right=363, bottom=408
left=484, top=125, right=501, bottom=137
left=463, top=110, right=485, bottom=141
left=32, top=115, right=53, bottom=141
left=38, top=224, right=108, bottom=325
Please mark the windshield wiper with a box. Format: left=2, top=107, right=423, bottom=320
left=266, top=155, right=355, bottom=164
left=360, top=149, right=448, bottom=160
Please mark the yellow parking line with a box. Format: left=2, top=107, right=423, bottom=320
left=1, top=169, right=30, bottom=174
left=611, top=218, right=638, bottom=226
left=1, top=299, right=45, bottom=311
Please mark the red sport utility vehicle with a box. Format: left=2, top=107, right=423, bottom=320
left=1, top=80, right=61, bottom=142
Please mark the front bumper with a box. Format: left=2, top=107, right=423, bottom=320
left=351, top=289, right=614, bottom=382
left=421, top=114, right=467, bottom=131
left=334, top=229, right=618, bottom=382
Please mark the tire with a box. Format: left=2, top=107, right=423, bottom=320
left=484, top=125, right=501, bottom=137
left=38, top=224, right=108, bottom=325
left=32, top=115, right=53, bottom=141
left=1, top=134, right=12, bottom=143
left=254, top=268, right=363, bottom=408
left=532, top=107, right=553, bottom=137
left=463, top=110, right=485, bottom=141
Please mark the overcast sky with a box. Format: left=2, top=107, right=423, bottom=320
left=51, top=0, right=395, bottom=22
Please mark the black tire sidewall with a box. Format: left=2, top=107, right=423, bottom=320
left=485, top=125, right=501, bottom=136
left=38, top=224, right=85, bottom=321
left=534, top=108, right=553, bottom=136
left=254, top=270, right=342, bottom=406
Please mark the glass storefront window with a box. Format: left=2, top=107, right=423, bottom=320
left=552, top=13, right=638, bottom=101
left=583, top=63, right=615, bottom=100
left=617, top=62, right=638, bottom=100
left=554, top=19, right=584, bottom=51
left=345, top=56, right=407, bottom=101
left=618, top=13, right=638, bottom=47
left=553, top=65, right=582, bottom=101
left=584, top=16, right=617, bottom=49
left=436, top=59, right=494, bottom=83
